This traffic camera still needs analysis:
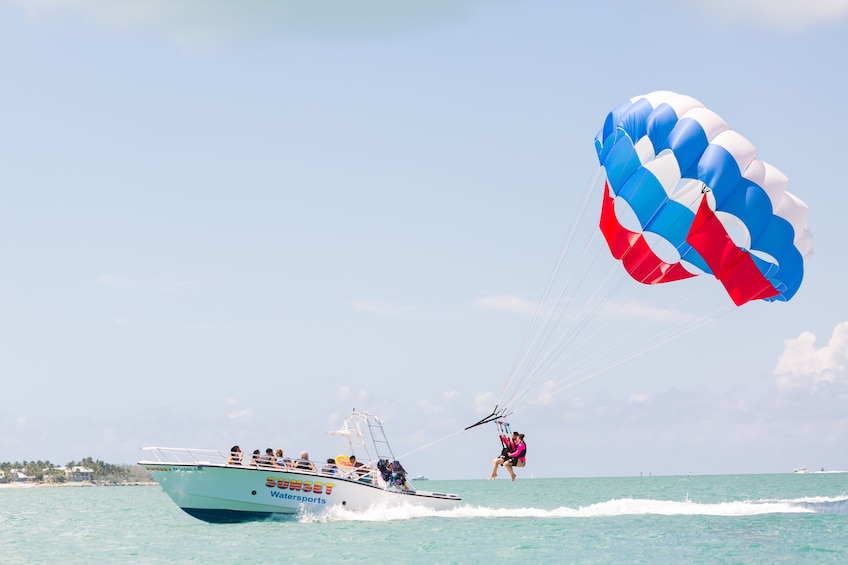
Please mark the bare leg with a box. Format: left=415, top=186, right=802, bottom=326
left=505, top=460, right=516, bottom=482
left=488, top=457, right=504, bottom=479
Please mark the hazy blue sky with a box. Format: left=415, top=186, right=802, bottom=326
left=1, top=0, right=846, bottom=479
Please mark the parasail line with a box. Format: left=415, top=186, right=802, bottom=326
left=497, top=168, right=605, bottom=405
left=509, top=311, right=722, bottom=415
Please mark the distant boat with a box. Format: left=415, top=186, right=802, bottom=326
left=412, top=475, right=429, bottom=481
left=793, top=466, right=848, bottom=474
left=139, top=411, right=461, bottom=523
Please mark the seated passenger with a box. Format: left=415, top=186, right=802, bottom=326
left=321, top=458, right=338, bottom=475
left=389, top=460, right=410, bottom=489
left=294, top=451, right=316, bottom=471
left=249, top=449, right=261, bottom=468
left=259, top=448, right=275, bottom=469
left=349, top=455, right=366, bottom=477
left=349, top=455, right=371, bottom=482
left=273, top=448, right=288, bottom=469
left=377, top=459, right=392, bottom=482
left=226, top=445, right=243, bottom=466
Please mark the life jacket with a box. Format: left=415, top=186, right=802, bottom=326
left=513, top=442, right=527, bottom=458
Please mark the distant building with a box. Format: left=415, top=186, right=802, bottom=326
left=56, top=466, right=94, bottom=482
left=10, top=469, right=30, bottom=482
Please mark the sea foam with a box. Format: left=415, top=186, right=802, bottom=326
left=297, top=495, right=848, bottom=523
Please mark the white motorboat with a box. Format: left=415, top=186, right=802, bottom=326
left=139, top=411, right=461, bottom=522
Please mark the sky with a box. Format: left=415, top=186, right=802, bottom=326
left=1, top=0, right=847, bottom=480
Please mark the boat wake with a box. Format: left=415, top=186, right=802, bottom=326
left=298, top=495, right=848, bottom=522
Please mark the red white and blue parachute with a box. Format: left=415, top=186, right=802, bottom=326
left=470, top=91, right=814, bottom=427
left=594, top=91, right=813, bottom=306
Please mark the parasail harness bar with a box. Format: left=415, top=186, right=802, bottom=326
left=464, top=405, right=512, bottom=430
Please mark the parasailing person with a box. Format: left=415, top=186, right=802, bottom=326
left=488, top=421, right=526, bottom=481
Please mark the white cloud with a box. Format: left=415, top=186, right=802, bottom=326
left=774, top=322, right=848, bottom=391
left=335, top=384, right=369, bottom=404
left=417, top=389, right=461, bottom=415
left=473, top=390, right=496, bottom=414
left=226, top=408, right=253, bottom=420
left=416, top=399, right=444, bottom=415
left=628, top=393, right=651, bottom=404
left=225, top=398, right=254, bottom=421
left=530, top=380, right=559, bottom=407
left=682, top=0, right=848, bottom=31
left=443, top=390, right=460, bottom=402
left=475, top=294, right=538, bottom=315
left=336, top=385, right=351, bottom=401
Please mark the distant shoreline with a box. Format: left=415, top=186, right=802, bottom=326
left=0, top=481, right=157, bottom=490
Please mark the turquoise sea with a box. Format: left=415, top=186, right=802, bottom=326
left=2, top=473, right=847, bottom=563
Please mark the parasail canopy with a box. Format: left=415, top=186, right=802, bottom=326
left=594, top=90, right=813, bottom=306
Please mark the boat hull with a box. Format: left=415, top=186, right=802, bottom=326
left=141, top=463, right=460, bottom=523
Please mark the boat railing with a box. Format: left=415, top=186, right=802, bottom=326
left=140, top=447, right=382, bottom=484
left=140, top=447, right=229, bottom=466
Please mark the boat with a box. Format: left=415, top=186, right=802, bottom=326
left=139, top=411, right=461, bottom=523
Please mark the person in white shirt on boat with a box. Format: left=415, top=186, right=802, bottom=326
left=294, top=451, right=317, bottom=471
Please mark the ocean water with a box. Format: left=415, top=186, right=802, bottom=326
left=2, top=473, right=847, bottom=564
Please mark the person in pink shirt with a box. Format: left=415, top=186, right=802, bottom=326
left=488, top=431, right=526, bottom=481
left=502, top=433, right=526, bottom=482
